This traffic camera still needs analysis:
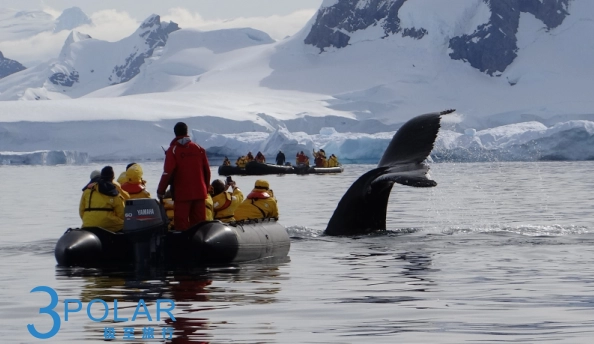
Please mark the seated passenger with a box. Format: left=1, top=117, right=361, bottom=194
left=79, top=166, right=126, bottom=232
left=236, top=156, right=247, bottom=168
left=296, top=151, right=309, bottom=166
left=82, top=170, right=101, bottom=191
left=313, top=149, right=327, bottom=167
left=114, top=166, right=131, bottom=200
left=255, top=151, right=266, bottom=163
left=246, top=152, right=254, bottom=162
left=210, top=179, right=243, bottom=223
left=162, top=190, right=175, bottom=229
left=117, top=171, right=128, bottom=185
left=205, top=193, right=214, bottom=221
left=235, top=180, right=279, bottom=221
left=222, top=156, right=231, bottom=166
left=327, top=154, right=341, bottom=167
left=121, top=163, right=151, bottom=199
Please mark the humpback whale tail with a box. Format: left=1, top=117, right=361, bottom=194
left=324, top=110, right=454, bottom=236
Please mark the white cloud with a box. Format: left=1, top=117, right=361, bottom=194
left=0, top=8, right=139, bottom=67
left=40, top=5, right=60, bottom=18
left=0, top=31, right=69, bottom=66
left=162, top=7, right=316, bottom=40
left=81, top=9, right=139, bottom=41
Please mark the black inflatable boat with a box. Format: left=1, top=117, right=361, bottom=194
left=218, top=161, right=343, bottom=176
left=55, top=198, right=290, bottom=267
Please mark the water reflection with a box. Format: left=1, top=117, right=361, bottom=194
left=332, top=238, right=438, bottom=306
left=55, top=258, right=288, bottom=343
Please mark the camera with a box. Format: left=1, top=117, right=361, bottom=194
left=226, top=176, right=233, bottom=184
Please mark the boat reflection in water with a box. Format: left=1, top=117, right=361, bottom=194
left=55, top=257, right=288, bottom=343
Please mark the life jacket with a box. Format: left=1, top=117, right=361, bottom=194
left=79, top=181, right=125, bottom=232
left=121, top=182, right=144, bottom=194
left=212, top=192, right=233, bottom=220
left=235, top=190, right=278, bottom=221
left=212, top=188, right=243, bottom=222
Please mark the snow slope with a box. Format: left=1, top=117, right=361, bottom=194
left=0, top=0, right=593, bottom=163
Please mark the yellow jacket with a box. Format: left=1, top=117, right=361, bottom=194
left=205, top=194, right=214, bottom=221
left=327, top=156, right=340, bottom=167
left=117, top=172, right=128, bottom=185
left=234, top=190, right=279, bottom=221
left=79, top=182, right=126, bottom=232
left=236, top=157, right=247, bottom=168
left=212, top=187, right=244, bottom=222
left=114, top=182, right=130, bottom=200
left=163, top=198, right=175, bottom=223
left=120, top=164, right=150, bottom=199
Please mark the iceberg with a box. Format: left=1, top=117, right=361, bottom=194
left=194, top=120, right=594, bottom=163
left=0, top=150, right=88, bottom=165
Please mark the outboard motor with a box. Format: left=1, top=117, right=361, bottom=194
left=123, top=199, right=167, bottom=266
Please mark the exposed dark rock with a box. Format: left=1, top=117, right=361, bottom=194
left=449, top=0, right=570, bottom=75
left=304, top=0, right=408, bottom=50
left=0, top=51, right=26, bottom=79
left=305, top=0, right=571, bottom=74
left=49, top=70, right=80, bottom=87
left=109, top=15, right=180, bottom=85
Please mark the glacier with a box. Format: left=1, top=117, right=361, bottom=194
left=194, top=119, right=594, bottom=163
left=2, top=117, right=593, bottom=165
left=0, top=150, right=88, bottom=165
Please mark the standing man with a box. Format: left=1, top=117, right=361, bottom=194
left=275, top=150, right=285, bottom=165
left=157, top=122, right=211, bottom=230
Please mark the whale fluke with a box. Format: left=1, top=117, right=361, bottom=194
left=324, top=111, right=452, bottom=236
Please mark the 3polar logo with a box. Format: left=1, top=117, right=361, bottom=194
left=27, top=286, right=176, bottom=339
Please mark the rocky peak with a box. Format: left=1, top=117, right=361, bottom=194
left=305, top=0, right=572, bottom=75
left=0, top=51, right=26, bottom=79
left=449, top=0, right=571, bottom=75
left=304, top=0, right=419, bottom=51
left=59, top=31, right=92, bottom=58
left=109, top=15, right=180, bottom=85
left=54, top=7, right=92, bottom=32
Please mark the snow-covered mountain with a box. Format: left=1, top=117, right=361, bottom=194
left=306, top=0, right=571, bottom=76
left=0, top=7, right=92, bottom=42
left=0, top=51, right=25, bottom=79
left=0, top=7, right=92, bottom=70
left=0, top=8, right=55, bottom=42
left=53, top=7, right=92, bottom=33
left=0, top=15, right=181, bottom=100
left=0, top=0, right=593, bottom=163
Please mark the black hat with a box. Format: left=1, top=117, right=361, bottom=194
left=101, top=166, right=115, bottom=180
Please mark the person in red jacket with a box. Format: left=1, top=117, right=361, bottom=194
left=157, top=122, right=211, bottom=230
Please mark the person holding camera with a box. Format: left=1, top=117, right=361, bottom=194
left=210, top=177, right=243, bottom=223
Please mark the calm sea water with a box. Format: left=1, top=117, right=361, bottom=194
left=1, top=161, right=594, bottom=343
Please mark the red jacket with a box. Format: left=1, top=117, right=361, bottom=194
left=157, top=136, right=211, bottom=201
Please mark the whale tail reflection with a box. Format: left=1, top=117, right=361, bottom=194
left=324, top=110, right=454, bottom=236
